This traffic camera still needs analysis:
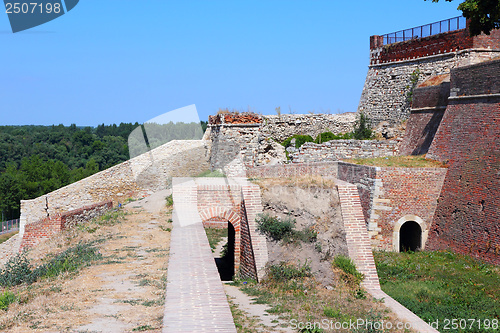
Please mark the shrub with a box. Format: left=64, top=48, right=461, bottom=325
left=256, top=214, right=295, bottom=241
left=281, top=135, right=314, bottom=149
left=314, top=132, right=353, bottom=143
left=333, top=255, right=364, bottom=285
left=352, top=113, right=373, bottom=140
left=0, top=242, right=102, bottom=287
left=0, top=252, right=36, bottom=287
left=268, top=261, right=311, bottom=282
left=35, top=241, right=102, bottom=278
left=294, top=227, right=318, bottom=243
left=0, top=291, right=16, bottom=311
left=165, top=194, right=174, bottom=207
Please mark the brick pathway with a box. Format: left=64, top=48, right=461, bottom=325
left=162, top=178, right=237, bottom=333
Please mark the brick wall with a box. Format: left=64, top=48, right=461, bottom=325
left=337, top=162, right=447, bottom=251
left=20, top=201, right=112, bottom=250
left=399, top=81, right=450, bottom=155
left=195, top=178, right=267, bottom=281
left=239, top=200, right=258, bottom=280
left=426, top=59, right=500, bottom=264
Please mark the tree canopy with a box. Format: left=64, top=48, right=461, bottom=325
left=428, top=0, right=500, bottom=36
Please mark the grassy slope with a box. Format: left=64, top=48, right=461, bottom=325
left=374, top=251, right=500, bottom=332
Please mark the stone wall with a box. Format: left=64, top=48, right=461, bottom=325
left=426, top=59, right=500, bottom=265
left=261, top=113, right=356, bottom=142
left=20, top=140, right=210, bottom=237
left=208, top=113, right=356, bottom=172
left=20, top=201, right=112, bottom=250
left=289, top=140, right=399, bottom=163
left=359, top=24, right=500, bottom=125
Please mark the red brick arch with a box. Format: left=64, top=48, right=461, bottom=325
left=199, top=207, right=241, bottom=271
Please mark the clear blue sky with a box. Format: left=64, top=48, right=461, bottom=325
left=0, top=0, right=462, bottom=126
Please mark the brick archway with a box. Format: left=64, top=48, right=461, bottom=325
left=199, top=207, right=241, bottom=272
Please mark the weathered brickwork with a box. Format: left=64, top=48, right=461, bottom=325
left=248, top=162, right=446, bottom=251
left=426, top=60, right=500, bottom=265
left=359, top=23, right=500, bottom=125
left=337, top=162, right=447, bottom=251
left=239, top=200, right=258, bottom=281
left=399, top=79, right=450, bottom=155
left=20, top=201, right=112, bottom=250
left=195, top=178, right=268, bottom=281
left=336, top=180, right=380, bottom=290
left=289, top=140, right=399, bottom=163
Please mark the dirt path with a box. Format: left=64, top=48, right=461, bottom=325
left=1, top=190, right=172, bottom=333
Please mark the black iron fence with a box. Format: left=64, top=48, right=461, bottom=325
left=1, top=219, right=20, bottom=235
left=383, top=16, right=467, bottom=45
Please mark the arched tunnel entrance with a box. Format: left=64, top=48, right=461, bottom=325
left=399, top=221, right=422, bottom=252
left=215, top=222, right=235, bottom=281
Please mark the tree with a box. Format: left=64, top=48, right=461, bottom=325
left=428, top=0, right=500, bottom=36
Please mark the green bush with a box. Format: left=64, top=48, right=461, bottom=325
left=352, top=113, right=373, bottom=140
left=35, top=241, right=102, bottom=278
left=294, top=227, right=318, bottom=243
left=281, top=135, right=314, bottom=149
left=333, top=255, right=364, bottom=285
left=0, top=291, right=16, bottom=311
left=256, top=214, right=295, bottom=241
left=0, top=252, right=36, bottom=287
left=268, top=261, right=311, bottom=282
left=165, top=194, right=174, bottom=207
left=314, top=132, right=353, bottom=143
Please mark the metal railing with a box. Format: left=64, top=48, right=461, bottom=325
left=383, top=16, right=467, bottom=45
left=0, top=219, right=20, bottom=235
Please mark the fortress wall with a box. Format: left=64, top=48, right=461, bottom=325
left=337, top=162, right=447, bottom=251
left=261, top=114, right=356, bottom=142
left=289, top=140, right=399, bottom=163
left=359, top=26, right=500, bottom=125
left=399, top=82, right=450, bottom=155
left=426, top=59, right=500, bottom=264
left=20, top=140, right=210, bottom=238
left=208, top=113, right=356, bottom=171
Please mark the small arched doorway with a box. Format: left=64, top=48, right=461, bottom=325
left=215, top=222, right=235, bottom=281
left=399, top=221, right=422, bottom=252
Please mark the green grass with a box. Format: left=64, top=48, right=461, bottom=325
left=196, top=170, right=226, bottom=177
left=0, top=231, right=18, bottom=245
left=343, top=155, right=446, bottom=168
left=256, top=213, right=317, bottom=244
left=204, top=227, right=228, bottom=252
left=374, top=250, right=500, bottom=332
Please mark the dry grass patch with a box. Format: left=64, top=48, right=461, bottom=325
left=0, top=231, right=18, bottom=245
left=0, top=201, right=172, bottom=332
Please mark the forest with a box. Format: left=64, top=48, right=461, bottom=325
left=0, top=121, right=208, bottom=221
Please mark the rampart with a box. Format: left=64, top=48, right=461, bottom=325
left=425, top=59, right=500, bottom=264
left=20, top=140, right=210, bottom=239
left=359, top=19, right=500, bottom=125
left=248, top=162, right=447, bottom=251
